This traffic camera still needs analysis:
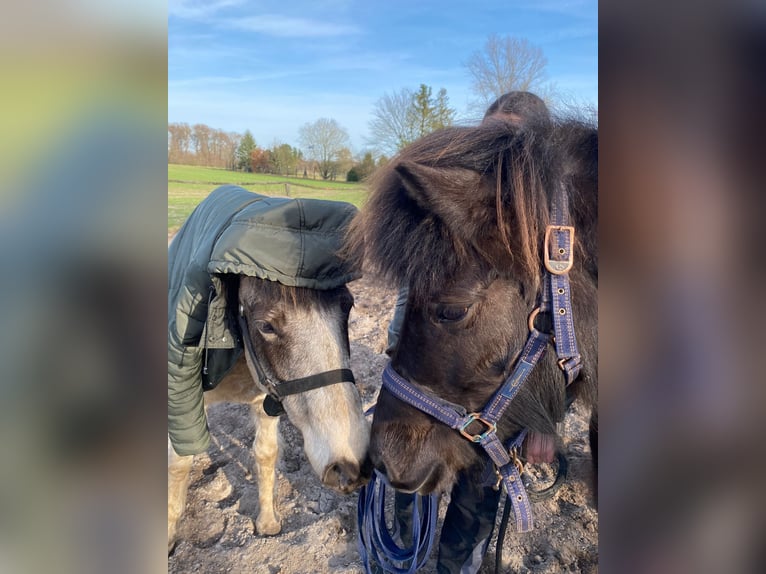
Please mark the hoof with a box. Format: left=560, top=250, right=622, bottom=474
left=255, top=514, right=282, bottom=536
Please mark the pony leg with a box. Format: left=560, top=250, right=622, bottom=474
left=251, top=397, right=282, bottom=535
left=167, top=438, right=194, bottom=552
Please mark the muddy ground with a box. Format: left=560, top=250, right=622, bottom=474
left=168, top=275, right=598, bottom=573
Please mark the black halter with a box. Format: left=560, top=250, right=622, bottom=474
left=237, top=306, right=354, bottom=416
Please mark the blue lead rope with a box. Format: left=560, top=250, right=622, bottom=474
left=357, top=470, right=438, bottom=574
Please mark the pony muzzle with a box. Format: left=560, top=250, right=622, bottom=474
left=322, top=459, right=367, bottom=494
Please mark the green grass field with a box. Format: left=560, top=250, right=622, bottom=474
left=168, top=164, right=368, bottom=234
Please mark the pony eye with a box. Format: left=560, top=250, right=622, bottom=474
left=435, top=304, right=471, bottom=323
left=255, top=321, right=276, bottom=335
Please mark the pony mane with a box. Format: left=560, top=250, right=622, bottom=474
left=346, top=116, right=597, bottom=302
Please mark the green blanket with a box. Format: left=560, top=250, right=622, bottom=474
left=168, top=185, right=359, bottom=455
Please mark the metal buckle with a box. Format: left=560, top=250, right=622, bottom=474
left=557, top=355, right=582, bottom=386
left=544, top=225, right=575, bottom=275
left=557, top=355, right=582, bottom=372
left=528, top=307, right=555, bottom=342
left=510, top=447, right=525, bottom=475
left=459, top=413, right=497, bottom=443
left=528, top=307, right=541, bottom=333
left=492, top=467, right=503, bottom=491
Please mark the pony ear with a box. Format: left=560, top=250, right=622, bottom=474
left=394, top=160, right=488, bottom=225
left=394, top=159, right=521, bottom=272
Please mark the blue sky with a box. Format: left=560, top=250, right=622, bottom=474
left=169, top=0, right=597, bottom=152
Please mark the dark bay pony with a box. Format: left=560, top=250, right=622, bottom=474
left=346, top=114, right=597, bottom=499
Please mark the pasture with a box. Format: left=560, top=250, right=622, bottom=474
left=168, top=164, right=368, bottom=235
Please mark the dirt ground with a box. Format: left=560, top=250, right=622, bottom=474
left=167, top=275, right=598, bottom=574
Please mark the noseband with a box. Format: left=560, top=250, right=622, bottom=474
left=381, top=184, right=581, bottom=531
left=238, top=307, right=355, bottom=416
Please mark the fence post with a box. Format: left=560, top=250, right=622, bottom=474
left=285, top=183, right=290, bottom=196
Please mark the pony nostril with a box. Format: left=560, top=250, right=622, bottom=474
left=322, top=460, right=362, bottom=493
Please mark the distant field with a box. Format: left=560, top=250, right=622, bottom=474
left=168, top=164, right=368, bottom=234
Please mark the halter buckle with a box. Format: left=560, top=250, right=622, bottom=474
left=459, top=413, right=497, bottom=443
left=544, top=225, right=575, bottom=275
left=492, top=467, right=503, bottom=491
left=510, top=447, right=525, bottom=475
left=557, top=355, right=582, bottom=385
left=528, top=307, right=541, bottom=333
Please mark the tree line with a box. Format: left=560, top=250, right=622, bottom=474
left=169, top=35, right=563, bottom=182
left=167, top=86, right=444, bottom=182
left=168, top=120, right=385, bottom=181
left=167, top=123, right=242, bottom=168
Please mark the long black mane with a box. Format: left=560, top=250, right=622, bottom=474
left=346, top=116, right=597, bottom=301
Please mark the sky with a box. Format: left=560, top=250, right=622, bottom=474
left=168, top=0, right=597, bottom=152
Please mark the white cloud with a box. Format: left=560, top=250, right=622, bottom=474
left=221, top=15, right=361, bottom=38
left=168, top=0, right=244, bottom=20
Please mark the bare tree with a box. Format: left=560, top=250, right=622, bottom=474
left=210, top=128, right=238, bottom=168
left=169, top=123, right=242, bottom=168
left=367, top=88, right=418, bottom=156
left=465, top=35, right=554, bottom=112
left=223, top=131, right=242, bottom=170
left=368, top=84, right=456, bottom=155
left=298, top=118, right=350, bottom=180
left=192, top=123, right=212, bottom=166
left=168, top=122, right=193, bottom=164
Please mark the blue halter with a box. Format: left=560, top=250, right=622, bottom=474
left=379, top=184, right=581, bottom=532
